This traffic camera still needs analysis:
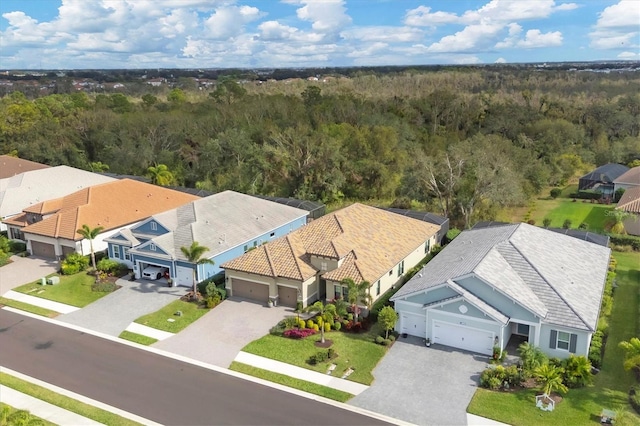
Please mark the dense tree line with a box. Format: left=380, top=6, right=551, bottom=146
left=1, top=69, right=639, bottom=228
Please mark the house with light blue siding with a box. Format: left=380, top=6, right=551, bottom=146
left=105, top=191, right=308, bottom=287
left=390, top=223, right=611, bottom=358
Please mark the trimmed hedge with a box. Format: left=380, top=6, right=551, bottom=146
left=569, top=190, right=602, bottom=200
left=607, top=234, right=640, bottom=251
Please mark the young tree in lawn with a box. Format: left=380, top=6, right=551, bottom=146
left=180, top=241, right=214, bottom=300
left=76, top=224, right=104, bottom=271
left=534, top=364, right=568, bottom=397
left=619, top=337, right=640, bottom=373
left=304, top=301, right=337, bottom=344
left=378, top=306, right=398, bottom=339
left=342, top=278, right=372, bottom=323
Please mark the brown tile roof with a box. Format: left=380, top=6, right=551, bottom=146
left=617, top=186, right=640, bottom=214
left=614, top=166, right=640, bottom=186
left=21, top=179, right=198, bottom=240
left=0, top=155, right=49, bottom=179
left=222, top=203, right=440, bottom=283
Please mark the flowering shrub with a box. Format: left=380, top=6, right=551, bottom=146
left=283, top=328, right=316, bottom=339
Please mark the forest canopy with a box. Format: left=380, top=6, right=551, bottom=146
left=1, top=68, right=639, bottom=228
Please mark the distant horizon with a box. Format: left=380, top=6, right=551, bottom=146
left=1, top=1, right=638, bottom=70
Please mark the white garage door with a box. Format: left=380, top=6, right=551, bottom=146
left=432, top=320, right=493, bottom=355
left=400, top=312, right=426, bottom=338
left=176, top=266, right=194, bottom=287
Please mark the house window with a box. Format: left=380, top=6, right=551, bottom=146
left=243, top=245, right=249, bottom=252
left=253, top=241, right=258, bottom=247
left=124, top=248, right=130, bottom=261
left=425, top=239, right=431, bottom=254
left=517, top=323, right=529, bottom=336
left=334, top=284, right=342, bottom=299
left=321, top=261, right=327, bottom=271
left=557, top=331, right=570, bottom=351
left=376, top=281, right=380, bottom=295
left=398, top=260, right=405, bottom=276
left=113, top=245, right=120, bottom=259
left=150, top=222, right=157, bottom=231
left=150, top=243, right=156, bottom=251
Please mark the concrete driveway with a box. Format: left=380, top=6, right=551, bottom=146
left=153, top=297, right=294, bottom=368
left=0, top=255, right=59, bottom=296
left=57, top=278, right=185, bottom=336
left=349, top=336, right=488, bottom=426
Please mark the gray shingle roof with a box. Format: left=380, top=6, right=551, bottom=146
left=391, top=223, right=610, bottom=331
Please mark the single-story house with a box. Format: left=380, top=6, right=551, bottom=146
left=0, top=165, right=115, bottom=233
left=390, top=223, right=610, bottom=358
left=2, top=179, right=198, bottom=260
left=376, top=207, right=449, bottom=244
left=613, top=166, right=640, bottom=193
left=616, top=186, right=640, bottom=236
left=105, top=190, right=308, bottom=287
left=222, top=203, right=441, bottom=308
left=578, top=163, right=629, bottom=196
left=0, top=155, right=50, bottom=179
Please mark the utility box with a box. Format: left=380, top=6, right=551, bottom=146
left=47, top=276, right=60, bottom=285
left=40, top=277, right=46, bottom=286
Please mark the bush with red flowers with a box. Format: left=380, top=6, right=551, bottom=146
left=283, top=328, right=317, bottom=339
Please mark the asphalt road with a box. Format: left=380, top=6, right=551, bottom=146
left=0, top=310, right=390, bottom=426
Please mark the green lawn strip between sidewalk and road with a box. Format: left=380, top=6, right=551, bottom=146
left=241, top=323, right=387, bottom=385
left=0, top=402, right=56, bottom=426
left=467, top=251, right=640, bottom=425
left=13, top=272, right=108, bottom=308
left=133, top=300, right=209, bottom=333
left=0, top=372, right=142, bottom=426
left=0, top=297, right=59, bottom=318
left=118, top=330, right=158, bottom=346
left=229, top=362, right=353, bottom=402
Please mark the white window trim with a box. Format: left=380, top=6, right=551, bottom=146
left=150, top=222, right=157, bottom=231
left=556, top=331, right=571, bottom=351
left=113, top=245, right=120, bottom=259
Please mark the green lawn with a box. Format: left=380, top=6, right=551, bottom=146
left=229, top=362, right=354, bottom=402
left=0, top=297, right=59, bottom=317
left=0, top=403, right=56, bottom=426
left=0, top=372, right=142, bottom=426
left=118, top=330, right=158, bottom=346
left=529, top=198, right=613, bottom=231
left=242, top=323, right=388, bottom=385
left=133, top=300, right=209, bottom=333
left=13, top=272, right=110, bottom=307
left=467, top=251, right=640, bottom=425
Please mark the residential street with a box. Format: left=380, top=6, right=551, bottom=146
left=0, top=309, right=389, bottom=426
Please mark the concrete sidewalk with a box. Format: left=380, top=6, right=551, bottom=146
left=3, top=290, right=79, bottom=314
left=235, top=351, right=369, bottom=395
left=125, top=322, right=174, bottom=340
left=0, top=385, right=102, bottom=425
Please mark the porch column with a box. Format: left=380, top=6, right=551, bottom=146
left=533, top=323, right=541, bottom=347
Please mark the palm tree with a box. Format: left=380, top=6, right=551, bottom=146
left=304, top=301, right=337, bottom=344
left=146, top=163, right=175, bottom=186
left=342, top=278, right=372, bottom=322
left=619, top=337, right=640, bottom=372
left=609, top=210, right=634, bottom=235
left=76, top=224, right=104, bottom=271
left=180, top=241, right=214, bottom=300
left=517, top=342, right=548, bottom=375
left=534, top=364, right=568, bottom=397
left=562, top=355, right=593, bottom=388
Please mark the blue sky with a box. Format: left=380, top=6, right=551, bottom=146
left=0, top=0, right=638, bottom=69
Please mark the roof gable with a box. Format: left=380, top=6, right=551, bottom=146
left=0, top=155, right=49, bottom=179
left=617, top=186, right=640, bottom=213
left=613, top=166, right=640, bottom=186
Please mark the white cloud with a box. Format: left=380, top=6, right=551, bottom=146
left=404, top=6, right=459, bottom=26
left=291, top=0, right=352, bottom=34
left=589, top=0, right=640, bottom=50
left=517, top=29, right=562, bottom=48
left=555, top=3, right=579, bottom=11
left=204, top=5, right=264, bottom=40
left=427, top=22, right=504, bottom=53
left=495, top=57, right=507, bottom=63
left=341, top=26, right=424, bottom=43
left=618, top=51, right=639, bottom=59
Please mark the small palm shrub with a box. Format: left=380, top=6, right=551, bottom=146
left=517, top=342, right=548, bottom=376
left=534, top=364, right=568, bottom=396
left=61, top=252, right=89, bottom=275
left=561, top=355, right=593, bottom=388
left=97, top=258, right=127, bottom=275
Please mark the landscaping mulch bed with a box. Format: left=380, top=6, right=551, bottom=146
left=315, top=339, right=333, bottom=348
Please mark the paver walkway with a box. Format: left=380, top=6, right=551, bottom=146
left=2, top=290, right=79, bottom=314
left=0, top=256, right=59, bottom=296
left=0, top=385, right=102, bottom=425
left=57, top=278, right=184, bottom=336
left=235, top=351, right=369, bottom=395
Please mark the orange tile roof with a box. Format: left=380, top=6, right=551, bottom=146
left=223, top=203, right=440, bottom=283
left=0, top=155, right=49, bottom=179
left=617, top=186, right=640, bottom=214
left=21, top=179, right=198, bottom=240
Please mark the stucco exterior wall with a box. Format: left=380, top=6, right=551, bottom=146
left=539, top=324, right=590, bottom=358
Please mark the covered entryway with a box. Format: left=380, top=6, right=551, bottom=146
left=31, top=241, right=56, bottom=259
left=176, top=265, right=194, bottom=288
left=232, top=279, right=269, bottom=304
left=400, top=312, right=426, bottom=338
left=278, top=285, right=298, bottom=308
left=432, top=320, right=493, bottom=355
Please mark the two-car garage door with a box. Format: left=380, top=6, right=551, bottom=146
left=432, top=320, right=494, bottom=355
left=31, top=241, right=56, bottom=259
left=232, top=279, right=269, bottom=303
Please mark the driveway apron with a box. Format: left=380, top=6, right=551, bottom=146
left=57, top=279, right=184, bottom=336
left=153, top=297, right=293, bottom=368
left=349, top=336, right=488, bottom=426
left=0, top=256, right=59, bottom=296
